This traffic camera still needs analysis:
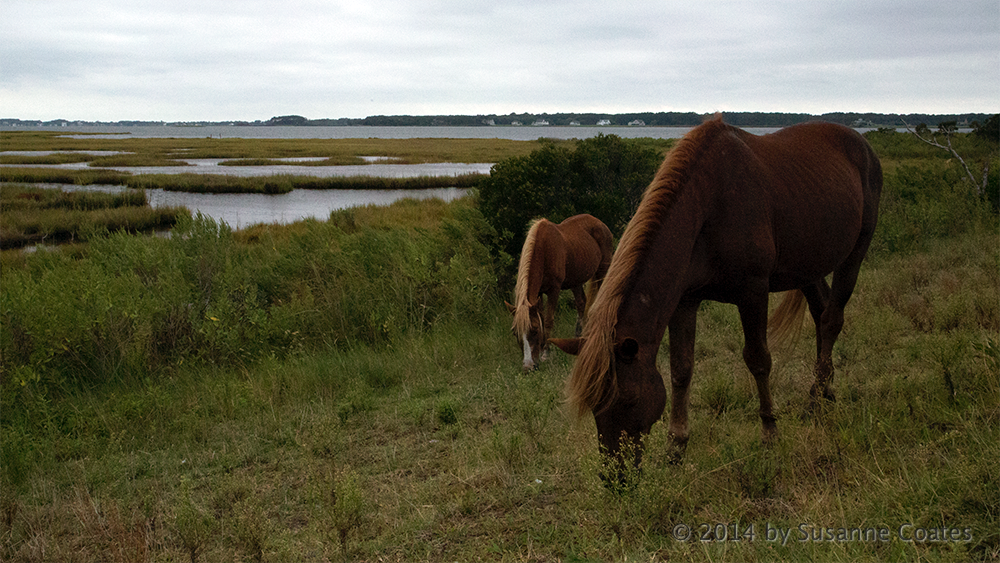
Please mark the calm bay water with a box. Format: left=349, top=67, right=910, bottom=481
left=145, top=186, right=469, bottom=228
left=36, top=183, right=469, bottom=229
left=7, top=159, right=493, bottom=178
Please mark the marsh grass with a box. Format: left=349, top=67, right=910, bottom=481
left=0, top=166, right=131, bottom=186
left=1, top=131, right=528, bottom=194
left=0, top=134, right=998, bottom=561
left=0, top=184, right=188, bottom=248
left=1, top=167, right=486, bottom=194
left=0, top=131, right=562, bottom=165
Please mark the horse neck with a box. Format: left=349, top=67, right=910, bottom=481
left=613, top=184, right=705, bottom=344
left=569, top=118, right=730, bottom=417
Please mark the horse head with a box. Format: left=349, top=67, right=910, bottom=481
left=551, top=334, right=667, bottom=489
left=506, top=300, right=546, bottom=371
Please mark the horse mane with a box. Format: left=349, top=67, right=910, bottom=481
left=566, top=116, right=730, bottom=418
left=512, top=218, right=544, bottom=336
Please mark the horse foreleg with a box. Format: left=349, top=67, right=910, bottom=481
left=739, top=291, right=777, bottom=444
left=666, top=302, right=698, bottom=462
left=571, top=285, right=587, bottom=337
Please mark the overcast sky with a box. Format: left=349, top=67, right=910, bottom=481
left=2, top=0, right=997, bottom=122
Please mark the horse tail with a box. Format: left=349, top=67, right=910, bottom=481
left=767, top=290, right=807, bottom=350
left=584, top=219, right=613, bottom=327
left=583, top=277, right=601, bottom=320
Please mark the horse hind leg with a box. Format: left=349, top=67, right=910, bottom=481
left=807, top=258, right=864, bottom=412
left=801, top=280, right=837, bottom=408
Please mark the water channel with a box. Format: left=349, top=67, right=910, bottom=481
left=3, top=156, right=488, bottom=228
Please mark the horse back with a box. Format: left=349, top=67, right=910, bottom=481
left=702, top=122, right=882, bottom=289
left=756, top=121, right=881, bottom=238
left=554, top=214, right=613, bottom=289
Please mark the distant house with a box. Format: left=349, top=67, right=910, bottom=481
left=511, top=121, right=523, bottom=126
left=569, top=121, right=581, bottom=126
left=532, top=119, right=550, bottom=126
left=596, top=119, right=611, bottom=126
left=628, top=120, right=646, bottom=126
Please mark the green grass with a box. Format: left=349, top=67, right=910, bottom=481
left=0, top=133, right=997, bottom=562
left=4, top=266, right=1000, bottom=561
left=2, top=227, right=996, bottom=561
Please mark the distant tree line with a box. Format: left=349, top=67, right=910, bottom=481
left=6, top=112, right=993, bottom=129
left=268, top=112, right=995, bottom=128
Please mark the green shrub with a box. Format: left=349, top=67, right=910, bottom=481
left=872, top=162, right=994, bottom=255
left=477, top=134, right=663, bottom=288
left=972, top=113, right=999, bottom=143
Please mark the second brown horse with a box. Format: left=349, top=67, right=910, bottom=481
left=507, top=214, right=613, bottom=371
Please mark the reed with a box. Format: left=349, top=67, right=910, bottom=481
left=123, top=172, right=486, bottom=193
left=0, top=184, right=187, bottom=248
left=0, top=166, right=131, bottom=186
left=0, top=167, right=486, bottom=194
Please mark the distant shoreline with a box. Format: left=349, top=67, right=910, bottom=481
left=2, top=110, right=993, bottom=129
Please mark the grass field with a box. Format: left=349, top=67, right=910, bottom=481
left=1, top=130, right=997, bottom=562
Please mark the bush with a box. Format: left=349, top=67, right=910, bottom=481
left=873, top=162, right=995, bottom=255
left=973, top=113, right=999, bottom=144
left=477, top=134, right=663, bottom=288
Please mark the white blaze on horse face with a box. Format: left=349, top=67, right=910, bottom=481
left=522, top=334, right=534, bottom=370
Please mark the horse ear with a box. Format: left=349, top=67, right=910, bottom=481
left=504, top=301, right=516, bottom=314
left=549, top=337, right=584, bottom=356
left=615, top=338, right=639, bottom=362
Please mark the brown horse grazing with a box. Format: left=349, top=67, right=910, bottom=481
left=550, top=117, right=882, bottom=484
left=506, top=214, right=613, bottom=371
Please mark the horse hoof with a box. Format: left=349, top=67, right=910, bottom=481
left=805, top=396, right=835, bottom=417
left=762, top=429, right=778, bottom=447
left=666, top=435, right=688, bottom=465
left=807, top=384, right=836, bottom=414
